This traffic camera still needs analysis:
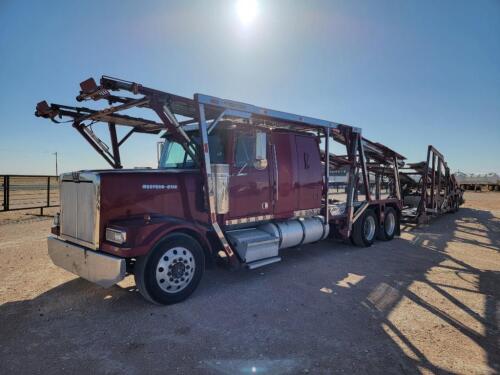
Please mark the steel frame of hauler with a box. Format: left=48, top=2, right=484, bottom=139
left=399, top=145, right=463, bottom=223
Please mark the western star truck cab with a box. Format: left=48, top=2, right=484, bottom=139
left=36, top=76, right=404, bottom=304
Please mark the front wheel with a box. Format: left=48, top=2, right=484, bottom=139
left=134, top=233, right=205, bottom=305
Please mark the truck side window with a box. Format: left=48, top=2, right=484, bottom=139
left=235, top=133, right=256, bottom=168
left=209, top=133, right=226, bottom=164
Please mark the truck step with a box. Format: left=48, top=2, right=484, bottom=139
left=226, top=228, right=280, bottom=263
left=247, top=256, right=282, bottom=270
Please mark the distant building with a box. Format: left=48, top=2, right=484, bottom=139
left=454, top=172, right=499, bottom=191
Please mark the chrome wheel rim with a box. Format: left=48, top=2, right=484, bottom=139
left=364, top=215, right=376, bottom=241
left=156, top=247, right=195, bottom=293
left=385, top=212, right=395, bottom=236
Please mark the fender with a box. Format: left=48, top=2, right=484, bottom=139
left=100, top=215, right=214, bottom=259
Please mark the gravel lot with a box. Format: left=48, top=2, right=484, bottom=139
left=1, top=192, right=499, bottom=374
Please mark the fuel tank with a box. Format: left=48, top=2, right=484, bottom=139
left=259, top=216, right=329, bottom=249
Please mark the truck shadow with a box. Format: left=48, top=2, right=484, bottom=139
left=1, top=208, right=498, bottom=374
left=381, top=207, right=499, bottom=373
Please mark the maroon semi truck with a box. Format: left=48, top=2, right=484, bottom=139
left=35, top=76, right=404, bottom=304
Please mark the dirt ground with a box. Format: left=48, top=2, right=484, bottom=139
left=0, top=192, right=499, bottom=374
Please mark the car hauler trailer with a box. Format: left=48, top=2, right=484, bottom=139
left=35, top=76, right=404, bottom=304
left=324, top=138, right=404, bottom=244
left=400, top=145, right=464, bottom=224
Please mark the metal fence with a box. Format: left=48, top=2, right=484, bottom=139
left=1, top=175, right=59, bottom=214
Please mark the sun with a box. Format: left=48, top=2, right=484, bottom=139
left=236, top=0, right=258, bottom=26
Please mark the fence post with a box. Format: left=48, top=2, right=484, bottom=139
left=3, top=176, right=9, bottom=211
left=46, top=176, right=50, bottom=207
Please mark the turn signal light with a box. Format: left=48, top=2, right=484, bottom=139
left=105, top=228, right=127, bottom=245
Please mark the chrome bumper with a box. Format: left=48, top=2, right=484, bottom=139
left=47, top=236, right=126, bottom=288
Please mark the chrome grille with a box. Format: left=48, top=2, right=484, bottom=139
left=60, top=172, right=100, bottom=249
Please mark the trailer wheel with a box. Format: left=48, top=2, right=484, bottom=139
left=134, top=233, right=205, bottom=305
left=351, top=209, right=377, bottom=247
left=377, top=207, right=397, bottom=241
left=448, top=198, right=458, bottom=213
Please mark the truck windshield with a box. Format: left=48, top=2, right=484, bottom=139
left=159, top=133, right=226, bottom=169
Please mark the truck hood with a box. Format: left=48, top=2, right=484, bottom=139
left=58, top=168, right=206, bottom=251
left=61, top=168, right=198, bottom=181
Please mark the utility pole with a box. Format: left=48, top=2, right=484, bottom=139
left=53, top=152, right=58, bottom=176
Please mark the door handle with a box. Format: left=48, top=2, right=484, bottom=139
left=273, top=145, right=279, bottom=201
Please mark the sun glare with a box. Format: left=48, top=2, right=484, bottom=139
left=236, top=0, right=258, bottom=26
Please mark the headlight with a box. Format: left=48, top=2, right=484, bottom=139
left=106, top=228, right=127, bottom=244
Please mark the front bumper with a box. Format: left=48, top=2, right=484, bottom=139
left=47, top=236, right=126, bottom=288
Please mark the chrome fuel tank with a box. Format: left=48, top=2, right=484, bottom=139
left=259, top=216, right=329, bottom=249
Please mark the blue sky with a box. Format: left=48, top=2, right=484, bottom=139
left=0, top=0, right=499, bottom=175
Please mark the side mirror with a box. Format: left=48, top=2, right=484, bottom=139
left=254, top=159, right=268, bottom=169
left=254, top=132, right=268, bottom=170
left=157, top=141, right=164, bottom=167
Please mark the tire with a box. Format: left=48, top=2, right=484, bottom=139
left=448, top=198, right=458, bottom=213
left=134, top=233, right=205, bottom=305
left=351, top=209, right=377, bottom=247
left=377, top=207, right=397, bottom=241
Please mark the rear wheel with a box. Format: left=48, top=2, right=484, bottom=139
left=448, top=198, right=459, bottom=213
left=134, top=233, right=205, bottom=305
left=351, top=209, right=377, bottom=247
left=377, top=207, right=397, bottom=241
